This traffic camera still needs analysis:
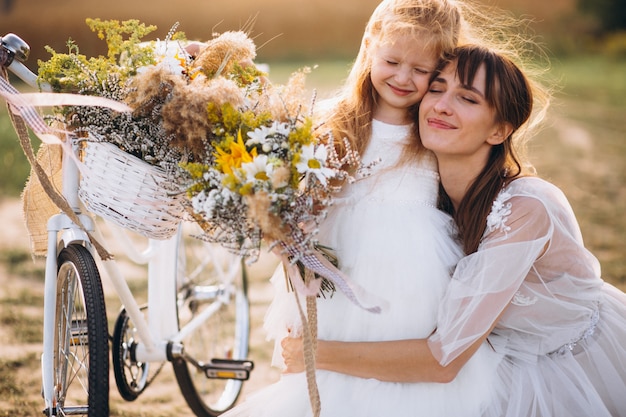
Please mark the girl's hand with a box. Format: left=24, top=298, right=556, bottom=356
left=281, top=335, right=306, bottom=373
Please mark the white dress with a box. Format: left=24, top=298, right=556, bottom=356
left=223, top=120, right=501, bottom=416
left=428, top=177, right=626, bottom=417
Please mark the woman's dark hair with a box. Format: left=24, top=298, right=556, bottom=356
left=438, top=45, right=534, bottom=254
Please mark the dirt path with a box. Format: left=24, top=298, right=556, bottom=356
left=0, top=197, right=281, bottom=416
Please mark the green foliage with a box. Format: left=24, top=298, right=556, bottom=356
left=37, top=19, right=159, bottom=93
left=228, top=61, right=267, bottom=88
left=551, top=55, right=626, bottom=108
left=85, top=18, right=157, bottom=62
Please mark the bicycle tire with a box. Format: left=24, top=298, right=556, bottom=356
left=54, top=244, right=109, bottom=417
left=172, top=224, right=251, bottom=416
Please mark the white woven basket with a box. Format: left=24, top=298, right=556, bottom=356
left=78, top=141, right=183, bottom=240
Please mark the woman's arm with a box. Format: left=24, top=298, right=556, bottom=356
left=281, top=327, right=494, bottom=383
left=280, top=192, right=553, bottom=383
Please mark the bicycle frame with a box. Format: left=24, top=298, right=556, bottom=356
left=96, top=223, right=243, bottom=358
left=41, top=136, right=93, bottom=412
left=38, top=138, right=243, bottom=413
left=41, top=143, right=243, bottom=403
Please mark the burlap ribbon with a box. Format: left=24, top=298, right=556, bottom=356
left=292, top=269, right=321, bottom=417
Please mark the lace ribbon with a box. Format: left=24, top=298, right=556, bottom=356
left=277, top=240, right=389, bottom=415
left=0, top=76, right=130, bottom=145
left=281, top=242, right=387, bottom=314
left=0, top=72, right=131, bottom=260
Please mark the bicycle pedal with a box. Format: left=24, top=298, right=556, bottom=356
left=202, top=358, right=254, bottom=381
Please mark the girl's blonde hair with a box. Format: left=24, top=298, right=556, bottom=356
left=320, top=0, right=552, bottom=168
left=322, top=0, right=462, bottom=160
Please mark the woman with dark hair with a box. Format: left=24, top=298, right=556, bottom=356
left=282, top=44, right=626, bottom=416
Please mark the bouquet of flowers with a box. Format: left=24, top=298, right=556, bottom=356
left=35, top=18, right=382, bottom=309
left=180, top=92, right=346, bottom=257
left=179, top=75, right=387, bottom=311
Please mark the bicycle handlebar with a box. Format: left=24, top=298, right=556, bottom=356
left=0, top=32, right=50, bottom=90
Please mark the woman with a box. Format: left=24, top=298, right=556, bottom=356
left=282, top=44, right=626, bottom=416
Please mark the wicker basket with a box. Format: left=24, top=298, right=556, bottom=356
left=78, top=141, right=183, bottom=240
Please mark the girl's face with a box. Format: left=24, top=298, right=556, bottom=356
left=419, top=61, right=507, bottom=163
left=369, top=34, right=438, bottom=125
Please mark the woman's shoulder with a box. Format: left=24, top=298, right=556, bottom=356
left=500, top=176, right=575, bottom=223
left=505, top=176, right=567, bottom=202
left=484, top=178, right=555, bottom=238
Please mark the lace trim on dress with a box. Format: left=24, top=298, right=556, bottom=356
left=511, top=291, right=538, bottom=306
left=486, top=190, right=513, bottom=234
left=547, top=308, right=600, bottom=356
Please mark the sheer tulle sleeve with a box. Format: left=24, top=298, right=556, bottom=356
left=427, top=192, right=553, bottom=366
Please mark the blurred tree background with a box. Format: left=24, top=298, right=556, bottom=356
left=0, top=0, right=624, bottom=66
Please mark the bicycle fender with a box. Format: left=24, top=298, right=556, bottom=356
left=58, top=228, right=92, bottom=251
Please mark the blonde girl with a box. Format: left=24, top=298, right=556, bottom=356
left=223, top=1, right=503, bottom=416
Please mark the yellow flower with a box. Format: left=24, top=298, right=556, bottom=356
left=215, top=130, right=257, bottom=175
left=239, top=182, right=254, bottom=195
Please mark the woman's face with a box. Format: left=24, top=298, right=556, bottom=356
left=369, top=34, right=438, bottom=124
left=419, top=61, right=506, bottom=162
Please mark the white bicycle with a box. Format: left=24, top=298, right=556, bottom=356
left=0, top=33, right=253, bottom=417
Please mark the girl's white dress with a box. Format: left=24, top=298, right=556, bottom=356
left=428, top=177, right=626, bottom=417
left=223, top=120, right=501, bottom=417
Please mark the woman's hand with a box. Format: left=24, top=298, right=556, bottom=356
left=281, top=335, right=306, bottom=374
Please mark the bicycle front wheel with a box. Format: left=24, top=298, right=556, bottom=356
left=54, top=244, right=109, bottom=417
left=172, top=223, right=250, bottom=417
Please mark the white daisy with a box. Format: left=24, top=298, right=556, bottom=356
left=296, top=144, right=335, bottom=186
left=246, top=121, right=291, bottom=152
left=241, top=154, right=272, bottom=183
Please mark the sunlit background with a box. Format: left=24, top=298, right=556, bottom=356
left=1, top=0, right=624, bottom=66
left=0, top=1, right=624, bottom=415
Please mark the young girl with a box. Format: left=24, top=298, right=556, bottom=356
left=283, top=44, right=626, bottom=416
left=223, top=1, right=501, bottom=416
